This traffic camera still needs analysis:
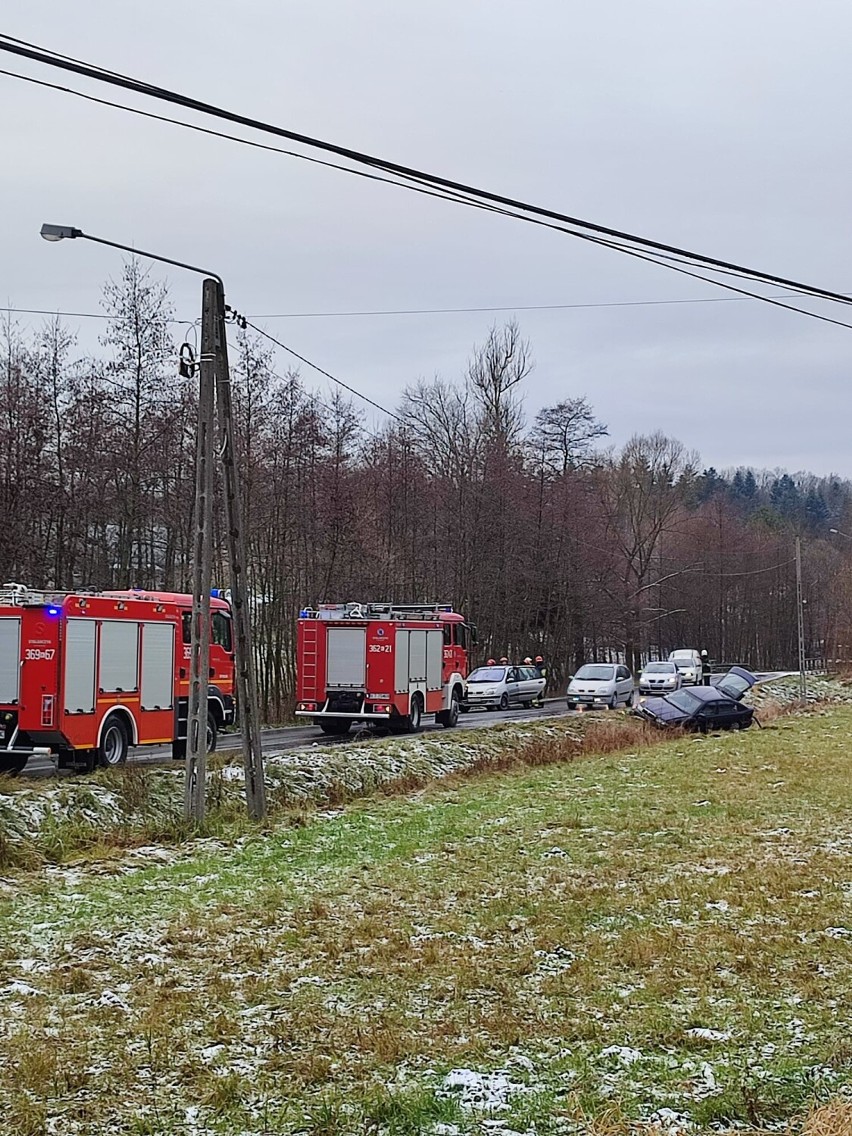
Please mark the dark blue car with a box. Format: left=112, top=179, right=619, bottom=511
left=633, top=667, right=757, bottom=731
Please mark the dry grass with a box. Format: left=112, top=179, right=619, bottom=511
left=801, top=1101, right=852, bottom=1135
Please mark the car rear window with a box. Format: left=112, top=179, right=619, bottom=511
left=666, top=689, right=702, bottom=711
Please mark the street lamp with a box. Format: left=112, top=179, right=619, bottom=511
left=40, top=223, right=223, bottom=284
left=40, top=223, right=265, bottom=820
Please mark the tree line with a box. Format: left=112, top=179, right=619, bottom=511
left=3, top=261, right=852, bottom=718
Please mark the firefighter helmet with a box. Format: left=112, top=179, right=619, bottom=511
left=524, top=656, right=533, bottom=664
left=487, top=658, right=496, bottom=665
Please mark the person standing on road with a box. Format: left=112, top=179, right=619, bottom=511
left=534, top=655, right=548, bottom=706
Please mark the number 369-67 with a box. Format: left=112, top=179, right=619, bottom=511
left=25, top=648, right=56, bottom=661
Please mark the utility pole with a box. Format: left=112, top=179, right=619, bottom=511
left=185, top=279, right=218, bottom=821
left=214, top=286, right=267, bottom=819
left=795, top=535, right=807, bottom=701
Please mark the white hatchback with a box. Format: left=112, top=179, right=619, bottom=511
left=566, top=664, right=634, bottom=710
left=463, top=665, right=546, bottom=711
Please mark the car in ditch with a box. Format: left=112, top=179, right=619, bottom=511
left=638, top=660, right=682, bottom=696
left=566, top=663, right=634, bottom=710
left=633, top=666, right=757, bottom=731
left=462, top=664, right=546, bottom=711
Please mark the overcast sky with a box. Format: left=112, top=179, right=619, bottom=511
left=2, top=1, right=850, bottom=475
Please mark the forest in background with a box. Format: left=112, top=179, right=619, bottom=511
left=3, top=260, right=852, bottom=718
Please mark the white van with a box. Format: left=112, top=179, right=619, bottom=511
left=667, top=649, right=704, bottom=685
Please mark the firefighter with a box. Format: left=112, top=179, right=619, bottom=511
left=523, top=656, right=533, bottom=665
left=499, top=656, right=509, bottom=666
left=534, top=655, right=548, bottom=706
left=487, top=658, right=496, bottom=666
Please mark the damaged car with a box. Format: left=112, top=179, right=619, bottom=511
left=633, top=666, right=757, bottom=731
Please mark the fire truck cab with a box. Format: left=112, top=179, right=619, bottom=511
left=0, top=583, right=236, bottom=774
left=295, top=602, right=474, bottom=735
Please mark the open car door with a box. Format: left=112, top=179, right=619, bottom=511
left=715, top=666, right=757, bottom=701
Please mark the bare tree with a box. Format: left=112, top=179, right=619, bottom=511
left=467, top=320, right=530, bottom=452
left=99, top=256, right=175, bottom=583
left=531, top=396, right=608, bottom=474
left=599, top=432, right=698, bottom=670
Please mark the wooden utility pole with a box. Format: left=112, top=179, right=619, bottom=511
left=185, top=279, right=218, bottom=821
left=214, top=285, right=267, bottom=819
left=795, top=535, right=807, bottom=701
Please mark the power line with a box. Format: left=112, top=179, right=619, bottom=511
left=242, top=319, right=405, bottom=424
left=0, top=305, right=195, bottom=323
left=1, top=61, right=829, bottom=317
left=3, top=34, right=852, bottom=316
left=6, top=285, right=846, bottom=324
left=252, top=290, right=847, bottom=319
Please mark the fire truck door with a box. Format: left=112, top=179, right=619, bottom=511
left=64, top=619, right=97, bottom=714
left=0, top=617, right=21, bottom=704
left=326, top=627, right=366, bottom=688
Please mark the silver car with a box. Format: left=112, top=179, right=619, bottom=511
left=463, top=665, right=546, bottom=711
left=638, top=660, right=682, bottom=696
left=566, top=663, right=634, bottom=710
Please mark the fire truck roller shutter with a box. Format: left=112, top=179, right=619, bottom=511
left=408, top=630, right=427, bottom=683
left=0, top=618, right=21, bottom=703
left=426, top=630, right=443, bottom=690
left=394, top=629, right=410, bottom=693
left=141, top=622, right=175, bottom=710
left=64, top=619, right=97, bottom=714
left=99, top=621, right=139, bottom=694
left=326, top=627, right=366, bottom=688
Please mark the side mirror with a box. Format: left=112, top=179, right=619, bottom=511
left=567, top=674, right=574, bottom=682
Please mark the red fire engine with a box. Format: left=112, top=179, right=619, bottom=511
left=0, top=584, right=235, bottom=774
left=295, top=602, right=475, bottom=734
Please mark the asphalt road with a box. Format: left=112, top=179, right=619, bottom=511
left=19, top=672, right=792, bottom=779
left=20, top=698, right=572, bottom=779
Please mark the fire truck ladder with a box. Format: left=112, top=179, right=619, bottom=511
left=300, top=621, right=319, bottom=697
left=368, top=603, right=453, bottom=620
left=0, top=583, right=59, bottom=606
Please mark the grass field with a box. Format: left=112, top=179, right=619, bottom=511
left=1, top=707, right=851, bottom=1134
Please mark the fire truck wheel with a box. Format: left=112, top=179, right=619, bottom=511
left=319, top=719, right=352, bottom=736
left=207, top=712, right=218, bottom=753
left=97, top=715, right=129, bottom=767
left=438, top=694, right=460, bottom=729
left=406, top=695, right=423, bottom=734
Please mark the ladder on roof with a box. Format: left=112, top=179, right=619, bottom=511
left=311, top=602, right=453, bottom=620
left=0, top=582, right=59, bottom=607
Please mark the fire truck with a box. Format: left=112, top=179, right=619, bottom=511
left=295, top=602, right=475, bottom=734
left=0, top=583, right=235, bottom=774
